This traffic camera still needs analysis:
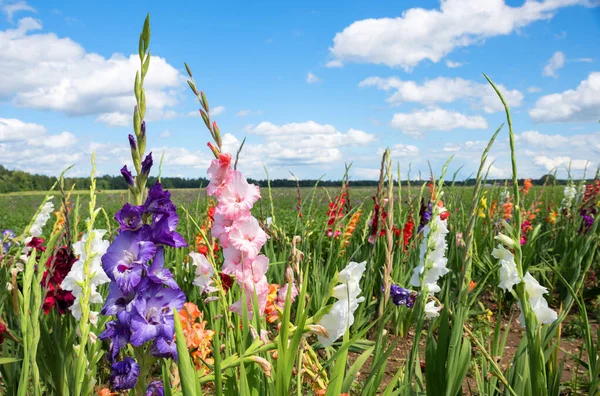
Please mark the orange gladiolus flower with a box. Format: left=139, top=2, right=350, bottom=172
left=179, top=302, right=215, bottom=373
left=264, top=284, right=281, bottom=323
left=521, top=178, right=533, bottom=194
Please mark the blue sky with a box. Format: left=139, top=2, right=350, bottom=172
left=0, top=0, right=599, bottom=181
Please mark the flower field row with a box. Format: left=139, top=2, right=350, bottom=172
left=0, top=15, right=599, bottom=396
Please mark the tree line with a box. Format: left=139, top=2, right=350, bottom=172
left=0, top=164, right=584, bottom=193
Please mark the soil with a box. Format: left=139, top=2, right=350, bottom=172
left=348, top=316, right=599, bottom=395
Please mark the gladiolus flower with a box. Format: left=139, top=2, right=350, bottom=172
left=520, top=272, right=557, bottom=326
left=492, top=244, right=520, bottom=292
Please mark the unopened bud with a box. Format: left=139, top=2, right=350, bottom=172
left=207, top=142, right=219, bottom=158
left=495, top=233, right=517, bottom=249
left=141, top=152, right=153, bottom=177
left=307, top=325, right=329, bottom=338
left=120, top=165, right=135, bottom=187
left=249, top=356, right=272, bottom=377
left=200, top=91, right=209, bottom=113
left=89, top=311, right=98, bottom=326
left=285, top=267, right=294, bottom=283
left=200, top=108, right=211, bottom=130
left=203, top=296, right=219, bottom=304
left=89, top=331, right=98, bottom=344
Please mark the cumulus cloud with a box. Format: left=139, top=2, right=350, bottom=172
left=445, top=60, right=463, bottom=68
left=306, top=72, right=321, bottom=84
left=383, top=144, right=420, bottom=157
left=542, top=51, right=565, bottom=77
left=2, top=1, right=35, bottom=22
left=534, top=155, right=591, bottom=171
left=0, top=18, right=182, bottom=125
left=390, top=108, right=488, bottom=136
left=529, top=71, right=600, bottom=122
left=210, top=106, right=225, bottom=116
left=95, top=112, right=130, bottom=127
left=327, top=0, right=596, bottom=69
left=0, top=117, right=46, bottom=141
left=359, top=76, right=523, bottom=113
left=28, top=131, right=76, bottom=148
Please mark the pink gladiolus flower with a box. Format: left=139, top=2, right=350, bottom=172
left=217, top=171, right=261, bottom=220
left=228, top=217, right=268, bottom=260
left=229, top=276, right=270, bottom=317
left=207, top=153, right=232, bottom=197
left=276, top=283, right=298, bottom=307
left=212, top=210, right=235, bottom=248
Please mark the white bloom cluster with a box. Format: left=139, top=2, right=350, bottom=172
left=61, top=230, right=110, bottom=324
left=493, top=238, right=557, bottom=326
left=519, top=273, right=558, bottom=325
left=492, top=244, right=520, bottom=292
left=30, top=200, right=54, bottom=238
left=318, top=261, right=366, bottom=346
left=561, top=185, right=577, bottom=209
left=410, top=206, right=450, bottom=294
left=189, top=252, right=218, bottom=294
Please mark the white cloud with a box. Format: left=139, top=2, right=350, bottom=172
left=2, top=1, right=35, bottom=22
left=95, top=112, right=130, bottom=127
left=306, top=72, right=322, bottom=84
left=0, top=117, right=46, bottom=141
left=527, top=86, right=542, bottom=93
left=236, top=109, right=262, bottom=117
left=515, top=130, right=569, bottom=148
left=445, top=60, right=463, bottom=68
left=529, top=71, right=600, bottom=122
left=328, top=0, right=596, bottom=69
left=382, top=144, right=420, bottom=157
left=575, top=57, right=594, bottom=62
left=210, top=105, right=225, bottom=116
left=390, top=108, right=488, bottom=136
left=160, top=130, right=171, bottom=138
left=534, top=155, right=591, bottom=171
left=28, top=131, right=76, bottom=148
left=325, top=60, right=343, bottom=68
left=0, top=18, right=182, bottom=121
left=542, top=51, right=565, bottom=77
left=359, top=76, right=523, bottom=113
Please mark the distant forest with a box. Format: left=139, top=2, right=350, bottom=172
left=0, top=164, right=587, bottom=193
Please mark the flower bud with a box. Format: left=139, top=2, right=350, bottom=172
left=120, top=165, right=135, bottom=186
left=141, top=152, right=153, bottom=177
left=307, top=325, right=329, bottom=338
left=250, top=356, right=272, bottom=377
left=495, top=233, right=517, bottom=249
left=128, top=134, right=137, bottom=151
left=207, top=142, right=219, bottom=158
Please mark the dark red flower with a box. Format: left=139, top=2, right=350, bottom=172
left=220, top=272, right=233, bottom=293
left=0, top=322, right=6, bottom=345
left=41, top=246, right=76, bottom=315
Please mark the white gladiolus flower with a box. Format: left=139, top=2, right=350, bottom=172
left=61, top=230, right=110, bottom=321
left=189, top=252, right=218, bottom=294
left=492, top=244, right=521, bottom=292
left=318, top=261, right=366, bottom=347
left=30, top=200, right=54, bottom=237
left=424, top=300, right=443, bottom=319
left=519, top=272, right=557, bottom=326
left=410, top=207, right=450, bottom=294
left=561, top=185, right=577, bottom=209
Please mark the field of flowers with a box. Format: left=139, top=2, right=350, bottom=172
left=1, top=16, right=599, bottom=396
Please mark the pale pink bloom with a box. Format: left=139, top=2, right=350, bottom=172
left=276, top=282, right=299, bottom=307
left=207, top=153, right=232, bottom=197
left=217, top=170, right=260, bottom=220
left=212, top=210, right=236, bottom=248
left=228, top=216, right=268, bottom=259
left=229, top=276, right=269, bottom=317
left=189, top=252, right=218, bottom=294
left=222, top=246, right=243, bottom=275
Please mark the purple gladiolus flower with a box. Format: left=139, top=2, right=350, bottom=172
left=140, top=120, right=146, bottom=139
left=1, top=229, right=15, bottom=253
left=128, top=283, right=185, bottom=348
left=144, top=183, right=176, bottom=215
left=150, top=335, right=178, bottom=360
left=115, top=203, right=145, bottom=232
left=389, top=284, right=411, bottom=306
left=110, top=357, right=140, bottom=390
left=101, top=282, right=137, bottom=317
left=121, top=165, right=135, bottom=187
left=100, top=315, right=131, bottom=361
left=146, top=248, right=180, bottom=289
left=102, top=231, right=157, bottom=294
left=146, top=381, right=164, bottom=396
left=141, top=152, right=153, bottom=177
left=406, top=293, right=417, bottom=308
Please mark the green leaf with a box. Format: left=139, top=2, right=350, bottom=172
left=341, top=345, right=374, bottom=393
left=0, top=357, right=22, bottom=365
